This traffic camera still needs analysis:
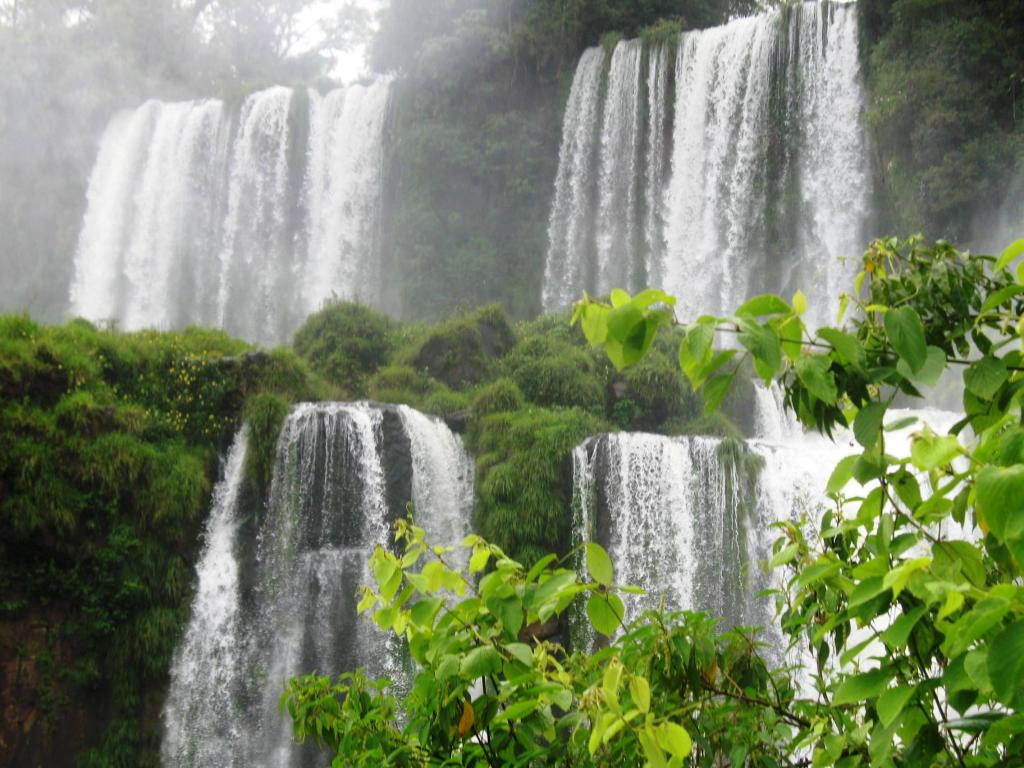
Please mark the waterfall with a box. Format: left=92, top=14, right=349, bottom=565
left=571, top=385, right=962, bottom=656
left=542, top=47, right=605, bottom=310
left=543, top=2, right=870, bottom=328
left=162, top=403, right=472, bottom=767
left=69, top=81, right=391, bottom=346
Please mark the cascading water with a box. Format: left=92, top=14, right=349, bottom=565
left=571, top=385, right=961, bottom=658
left=543, top=2, right=870, bottom=328
left=69, top=80, right=391, bottom=346
left=162, top=403, right=472, bottom=767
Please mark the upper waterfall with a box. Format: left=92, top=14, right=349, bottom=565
left=543, top=2, right=870, bottom=327
left=161, top=402, right=472, bottom=767
left=69, top=81, right=391, bottom=346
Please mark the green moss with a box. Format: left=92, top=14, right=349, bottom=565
left=468, top=406, right=609, bottom=564
left=292, top=301, right=395, bottom=395
left=639, top=19, right=682, bottom=46
left=471, top=378, right=525, bottom=419
left=401, top=303, right=516, bottom=389
left=243, top=393, right=290, bottom=497
left=421, top=388, right=471, bottom=420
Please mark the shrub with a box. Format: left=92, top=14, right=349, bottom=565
left=292, top=301, right=394, bottom=394
left=470, top=378, right=524, bottom=419
left=404, top=304, right=516, bottom=389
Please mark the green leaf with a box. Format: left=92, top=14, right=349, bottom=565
left=964, top=356, right=1009, bottom=401
left=792, top=290, right=808, bottom=317
left=469, top=545, right=491, bottom=574
left=795, top=355, right=838, bottom=404
left=486, top=594, right=523, bottom=639
left=988, top=621, right=1024, bottom=708
left=738, top=319, right=782, bottom=383
left=738, top=293, right=791, bottom=316
left=657, top=722, right=693, bottom=758
left=629, top=675, right=651, bottom=713
left=942, top=586, right=1015, bottom=657
left=585, top=542, right=614, bottom=585
left=639, top=726, right=668, bottom=768
left=976, top=465, right=1024, bottom=564
left=504, top=642, right=533, bottom=666
left=580, top=303, right=609, bottom=347
left=981, top=284, right=1024, bottom=312
left=678, top=321, right=715, bottom=387
left=818, top=327, right=864, bottom=368
left=460, top=645, right=502, bottom=680
left=995, top=238, right=1024, bottom=271
left=877, top=685, right=916, bottom=728
left=833, top=668, right=893, bottom=705
left=880, top=606, right=927, bottom=648
left=409, top=597, right=443, bottom=628
left=587, top=592, right=625, bottom=637
left=897, top=345, right=945, bottom=388
left=610, top=289, right=631, bottom=308
left=494, top=699, right=540, bottom=723
left=910, top=431, right=961, bottom=471
left=885, top=306, right=927, bottom=372
left=631, top=288, right=677, bottom=309
left=525, top=554, right=557, bottom=584
left=882, top=557, right=930, bottom=599
left=702, top=373, right=733, bottom=414
left=826, top=455, right=859, bottom=494
left=848, top=575, right=888, bottom=607
left=853, top=402, right=887, bottom=449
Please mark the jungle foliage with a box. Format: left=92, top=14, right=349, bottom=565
left=859, top=0, right=1024, bottom=243
left=0, top=315, right=328, bottom=765
left=286, top=237, right=1024, bottom=767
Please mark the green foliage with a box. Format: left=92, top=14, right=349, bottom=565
left=575, top=235, right=1024, bottom=764
left=242, top=393, right=290, bottom=497
left=860, top=0, right=1024, bottom=241
left=402, top=304, right=516, bottom=389
left=292, top=301, right=395, bottom=395
left=0, top=316, right=322, bottom=764
left=470, top=377, right=525, bottom=418
left=285, top=523, right=797, bottom=767
left=469, top=407, right=607, bottom=565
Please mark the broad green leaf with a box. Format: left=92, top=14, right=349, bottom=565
left=853, top=402, right=887, bottom=449
left=777, top=314, right=804, bottom=362
left=738, top=293, right=791, bottom=316
left=657, top=722, right=693, bottom=759
left=848, top=575, right=888, bottom=607
left=882, top=557, right=930, bottom=599
left=826, top=455, right=859, bottom=494
left=631, top=288, right=677, bottom=309
left=942, top=585, right=1015, bottom=657
left=897, top=345, right=946, bottom=388
left=469, top=545, right=491, bottom=573
left=964, top=356, right=1009, bottom=401
left=795, top=355, right=838, bottom=404
left=531, top=570, right=579, bottom=613
left=525, top=554, right=557, bottom=584
left=988, top=621, right=1024, bottom=708
left=639, top=726, right=668, bottom=768
left=995, top=238, right=1024, bottom=271
left=768, top=543, right=800, bottom=569
left=486, top=594, right=523, bottom=639
left=737, top=317, right=782, bottom=382
left=585, top=542, right=614, bottom=585
left=976, top=465, right=1024, bottom=563
left=981, top=283, right=1024, bottom=312
left=603, top=660, right=623, bottom=704
left=610, top=289, right=631, bottom=307
left=880, top=606, right=927, bottom=648
left=910, top=431, right=961, bottom=471
left=792, top=289, right=808, bottom=316
left=629, top=675, right=651, bottom=713
left=494, top=699, right=540, bottom=723
left=833, top=668, right=893, bottom=705
left=678, top=321, right=715, bottom=387
left=702, top=373, right=733, bottom=414
left=580, top=303, right=609, bottom=347
left=460, top=645, right=502, bottom=679
left=877, top=685, right=916, bottom=728
left=885, top=306, right=927, bottom=373
left=587, top=592, right=625, bottom=637
left=819, top=327, right=864, bottom=368
left=409, top=597, right=443, bottom=628
left=504, top=642, right=533, bottom=666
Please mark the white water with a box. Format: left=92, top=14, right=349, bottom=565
left=572, top=385, right=963, bottom=659
left=543, top=2, right=871, bottom=326
left=70, top=82, right=391, bottom=345
left=162, top=403, right=472, bottom=767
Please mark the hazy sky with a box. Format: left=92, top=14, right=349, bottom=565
left=297, top=0, right=388, bottom=83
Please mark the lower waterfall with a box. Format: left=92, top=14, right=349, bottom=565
left=161, top=403, right=472, bottom=767
left=571, top=386, right=960, bottom=658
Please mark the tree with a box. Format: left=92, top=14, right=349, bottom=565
left=285, top=236, right=1024, bottom=765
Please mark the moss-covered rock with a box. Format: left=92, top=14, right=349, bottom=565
left=405, top=304, right=516, bottom=389
left=292, top=301, right=394, bottom=395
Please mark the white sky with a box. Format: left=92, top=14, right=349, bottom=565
left=296, top=0, right=388, bottom=83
